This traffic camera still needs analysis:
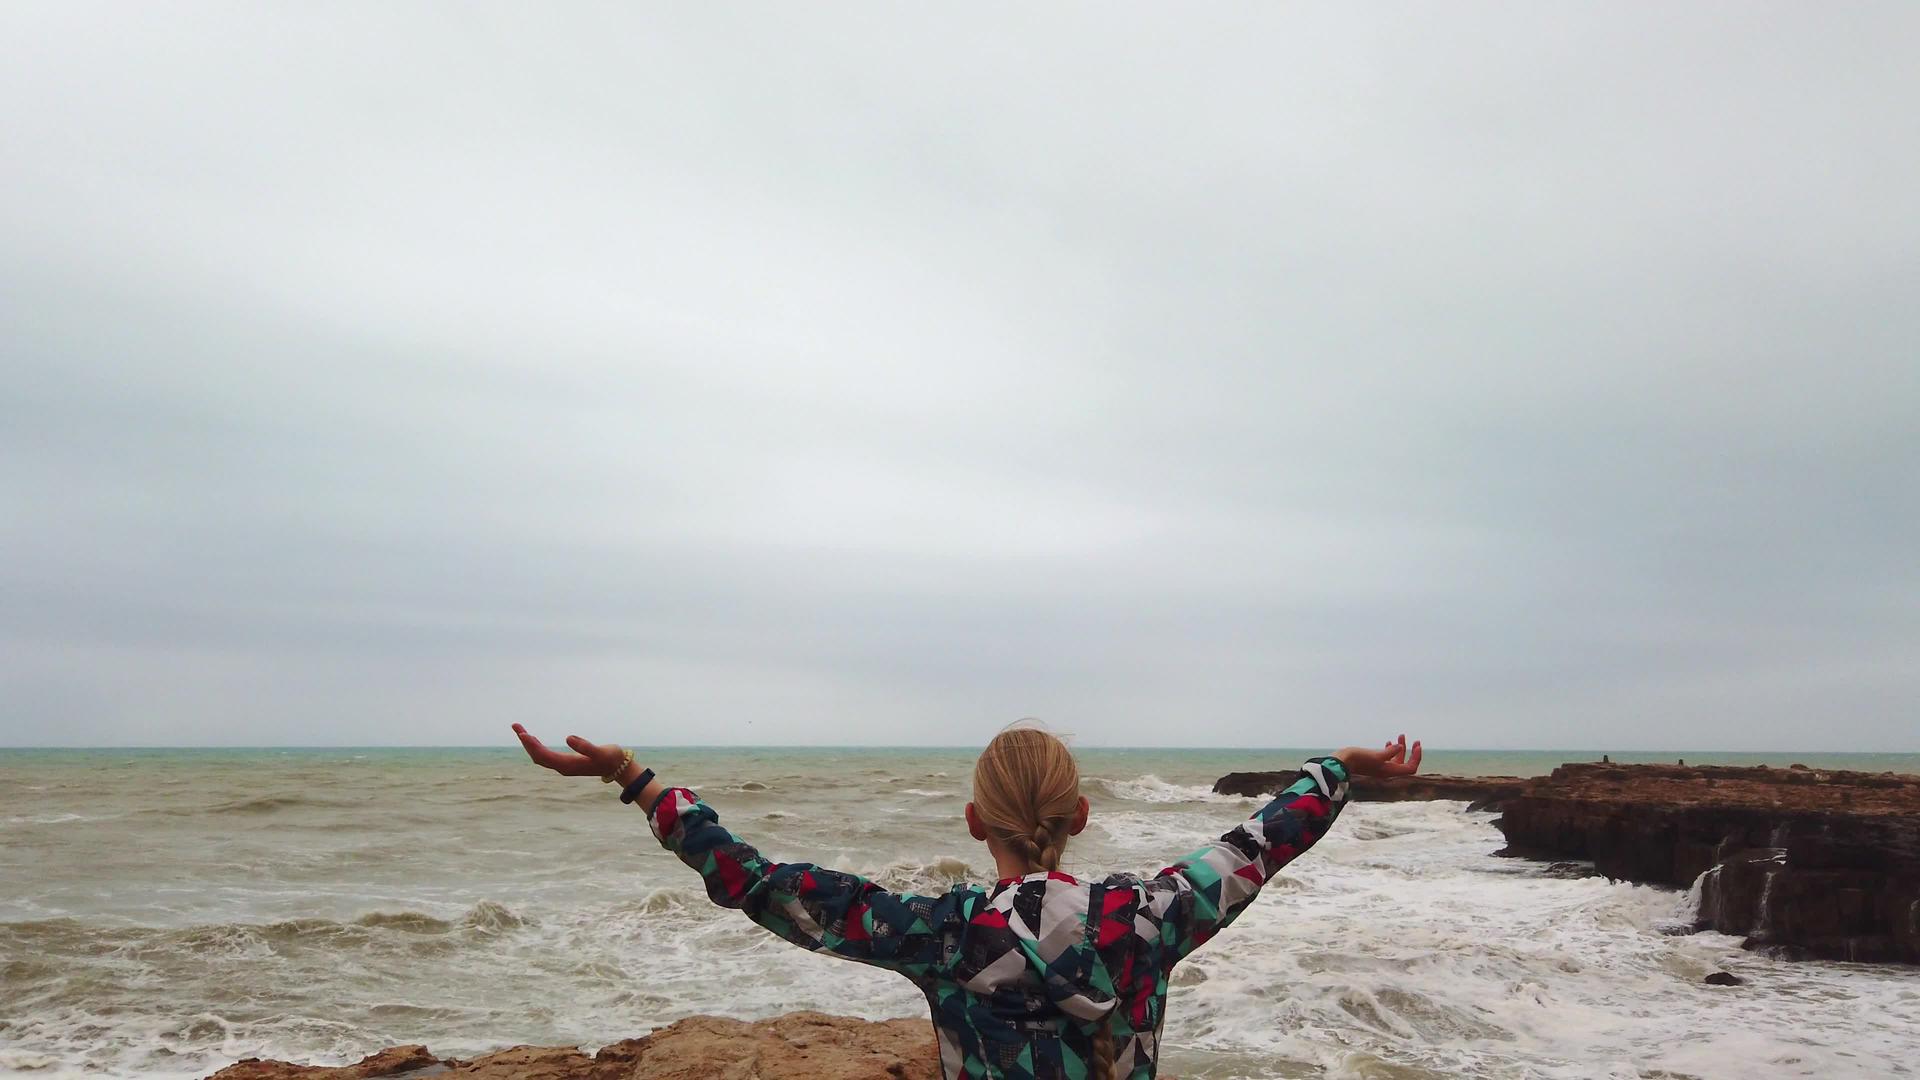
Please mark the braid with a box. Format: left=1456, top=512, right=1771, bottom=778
left=975, top=718, right=1113, bottom=1060
left=971, top=725, right=1079, bottom=867
left=1006, top=817, right=1072, bottom=873
left=1090, top=1023, right=1118, bottom=1080
left=970, top=724, right=1107, bottom=1072
left=1030, top=817, right=1070, bottom=872
left=1007, top=832, right=1044, bottom=870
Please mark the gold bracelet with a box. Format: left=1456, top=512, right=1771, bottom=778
left=601, top=747, right=634, bottom=783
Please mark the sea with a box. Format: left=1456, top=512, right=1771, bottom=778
left=4, top=746, right=1920, bottom=1079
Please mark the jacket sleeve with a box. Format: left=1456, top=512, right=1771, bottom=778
left=1153, top=756, right=1350, bottom=959
left=647, top=787, right=967, bottom=977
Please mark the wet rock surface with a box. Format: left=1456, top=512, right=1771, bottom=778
left=1498, top=763, right=1920, bottom=964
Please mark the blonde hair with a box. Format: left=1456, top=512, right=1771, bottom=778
left=970, top=721, right=1117, bottom=1080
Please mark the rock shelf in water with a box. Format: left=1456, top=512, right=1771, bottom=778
left=1216, top=761, right=1920, bottom=964
left=1212, top=770, right=1528, bottom=810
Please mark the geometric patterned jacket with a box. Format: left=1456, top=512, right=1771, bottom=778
left=648, top=757, right=1351, bottom=1079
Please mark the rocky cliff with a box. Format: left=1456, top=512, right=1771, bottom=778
left=1215, top=760, right=1920, bottom=965
left=1494, top=762, right=1920, bottom=964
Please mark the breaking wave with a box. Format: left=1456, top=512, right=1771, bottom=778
left=1089, top=774, right=1250, bottom=804
left=10, top=749, right=1920, bottom=1077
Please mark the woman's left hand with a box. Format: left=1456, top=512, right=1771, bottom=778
left=513, top=723, right=625, bottom=779
left=1334, top=734, right=1423, bottom=778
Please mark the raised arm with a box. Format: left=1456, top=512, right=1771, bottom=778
left=1154, top=735, right=1421, bottom=959
left=645, top=786, right=974, bottom=976
left=512, top=725, right=971, bottom=977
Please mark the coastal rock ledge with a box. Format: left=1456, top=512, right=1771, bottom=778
left=1498, top=763, right=1920, bottom=964
left=209, top=1012, right=941, bottom=1080
left=1213, top=771, right=1527, bottom=810
left=1218, top=762, right=1920, bottom=964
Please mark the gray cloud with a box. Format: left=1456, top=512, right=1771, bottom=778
left=3, top=4, right=1916, bottom=749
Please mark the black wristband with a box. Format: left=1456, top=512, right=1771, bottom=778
left=620, top=768, right=656, bottom=805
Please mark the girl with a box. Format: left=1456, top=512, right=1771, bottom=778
left=514, top=722, right=1421, bottom=1079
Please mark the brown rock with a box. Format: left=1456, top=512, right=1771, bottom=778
left=1211, top=771, right=1528, bottom=812
left=442, top=1044, right=602, bottom=1079
left=1490, top=762, right=1920, bottom=964
left=206, top=1012, right=940, bottom=1080
left=609, top=1012, right=939, bottom=1080
left=209, top=1044, right=438, bottom=1079
left=1215, top=761, right=1920, bottom=966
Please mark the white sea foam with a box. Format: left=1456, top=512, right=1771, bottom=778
left=3, top=812, right=91, bottom=826
left=5, top=751, right=1920, bottom=1078
left=1095, top=773, right=1253, bottom=805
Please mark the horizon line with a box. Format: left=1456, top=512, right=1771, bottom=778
left=4, top=744, right=1917, bottom=755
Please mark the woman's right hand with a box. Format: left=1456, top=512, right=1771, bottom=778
left=1334, top=734, right=1422, bottom=778
left=513, top=724, right=628, bottom=780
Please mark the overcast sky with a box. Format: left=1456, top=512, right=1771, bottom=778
left=2, top=4, right=1915, bottom=750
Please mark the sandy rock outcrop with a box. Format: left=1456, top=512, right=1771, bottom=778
left=208, top=1012, right=941, bottom=1080
left=210, top=1044, right=444, bottom=1079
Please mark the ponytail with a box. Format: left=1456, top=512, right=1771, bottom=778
left=970, top=722, right=1081, bottom=876
left=1004, top=817, right=1072, bottom=873
left=1090, top=1024, right=1118, bottom=1079
left=972, top=723, right=1116, bottom=1078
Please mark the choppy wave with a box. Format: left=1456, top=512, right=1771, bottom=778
left=197, top=795, right=338, bottom=815
left=2, top=902, right=529, bottom=956
left=2, top=812, right=93, bottom=826
left=350, top=909, right=457, bottom=933
left=8, top=751, right=1920, bottom=1078
left=449, top=791, right=590, bottom=807
left=864, top=855, right=979, bottom=893
left=622, top=887, right=703, bottom=916
left=1089, top=774, right=1250, bottom=804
